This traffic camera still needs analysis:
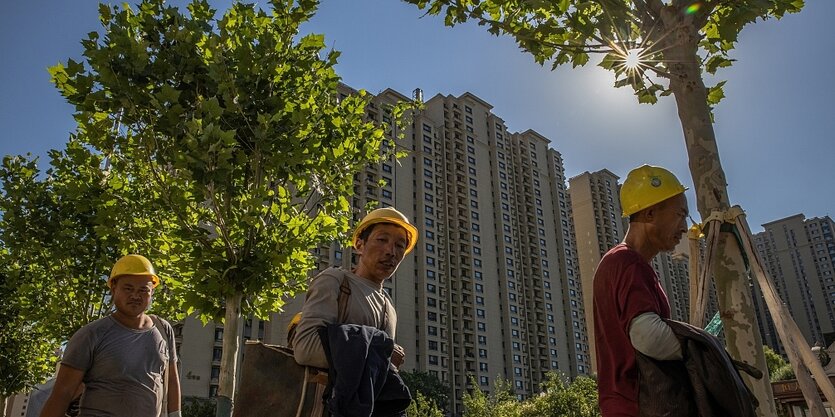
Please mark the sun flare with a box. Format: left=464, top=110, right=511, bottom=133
left=624, top=48, right=643, bottom=71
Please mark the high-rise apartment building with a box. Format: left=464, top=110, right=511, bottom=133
left=170, top=87, right=591, bottom=415
left=751, top=214, right=835, bottom=353
left=567, top=169, right=623, bottom=370
left=568, top=169, right=692, bottom=372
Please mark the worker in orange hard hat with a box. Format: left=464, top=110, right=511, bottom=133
left=592, top=165, right=690, bottom=417
left=41, top=255, right=182, bottom=417
left=291, top=207, right=416, bottom=415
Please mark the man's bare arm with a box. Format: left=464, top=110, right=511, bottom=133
left=40, top=364, right=84, bottom=417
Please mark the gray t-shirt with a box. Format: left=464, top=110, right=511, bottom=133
left=61, top=315, right=177, bottom=417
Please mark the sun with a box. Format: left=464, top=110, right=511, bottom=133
left=624, top=48, right=643, bottom=71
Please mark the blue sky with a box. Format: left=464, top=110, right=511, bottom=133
left=1, top=0, right=833, bottom=230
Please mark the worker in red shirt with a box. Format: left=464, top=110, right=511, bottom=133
left=593, top=165, right=689, bottom=417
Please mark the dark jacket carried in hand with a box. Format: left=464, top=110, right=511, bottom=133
left=636, top=319, right=759, bottom=417
left=319, top=324, right=411, bottom=417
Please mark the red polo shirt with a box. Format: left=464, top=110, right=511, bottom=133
left=593, top=244, right=671, bottom=417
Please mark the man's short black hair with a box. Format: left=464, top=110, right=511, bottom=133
left=357, top=223, right=379, bottom=242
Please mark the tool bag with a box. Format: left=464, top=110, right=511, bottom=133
left=232, top=342, right=329, bottom=417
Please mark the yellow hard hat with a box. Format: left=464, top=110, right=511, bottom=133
left=109, top=254, right=160, bottom=288
left=352, top=207, right=418, bottom=254
left=620, top=165, right=687, bottom=217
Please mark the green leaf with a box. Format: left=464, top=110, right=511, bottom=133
left=707, top=81, right=727, bottom=106
left=705, top=55, right=735, bottom=74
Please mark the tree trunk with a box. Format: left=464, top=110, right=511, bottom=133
left=216, top=293, right=243, bottom=417
left=2, top=395, right=8, bottom=417
left=660, top=9, right=778, bottom=417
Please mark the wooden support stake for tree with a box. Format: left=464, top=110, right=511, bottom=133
left=736, top=214, right=835, bottom=415
left=688, top=226, right=702, bottom=326
left=690, top=221, right=720, bottom=328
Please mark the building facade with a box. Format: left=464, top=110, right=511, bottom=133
left=752, top=214, right=835, bottom=353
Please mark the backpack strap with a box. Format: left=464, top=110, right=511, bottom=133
left=150, top=315, right=171, bottom=416
left=337, top=272, right=351, bottom=324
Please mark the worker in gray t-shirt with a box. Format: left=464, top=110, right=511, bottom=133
left=40, top=255, right=182, bottom=417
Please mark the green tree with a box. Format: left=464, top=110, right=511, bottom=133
left=0, top=260, right=55, bottom=411
left=49, top=1, right=401, bottom=415
left=406, top=392, right=445, bottom=417
left=463, top=377, right=522, bottom=417
left=520, top=373, right=599, bottom=417
left=764, top=345, right=795, bottom=382
left=403, top=0, right=804, bottom=412
left=401, top=369, right=451, bottom=412
left=183, top=396, right=217, bottom=417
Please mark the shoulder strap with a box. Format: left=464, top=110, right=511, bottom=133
left=150, top=315, right=172, bottom=349
left=150, top=315, right=170, bottom=416
left=337, top=272, right=351, bottom=323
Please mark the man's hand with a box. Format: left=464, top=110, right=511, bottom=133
left=391, top=344, right=405, bottom=369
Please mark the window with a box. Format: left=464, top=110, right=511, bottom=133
left=479, top=349, right=488, bottom=358
left=382, top=164, right=392, bottom=173
left=429, top=355, right=439, bottom=365
left=427, top=283, right=436, bottom=293
left=427, top=257, right=435, bottom=266
left=427, top=270, right=436, bottom=280
left=428, top=325, right=438, bottom=335
left=478, top=322, right=486, bottom=331
left=429, top=340, right=438, bottom=351
left=423, top=124, right=432, bottom=132
left=427, top=298, right=437, bottom=307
